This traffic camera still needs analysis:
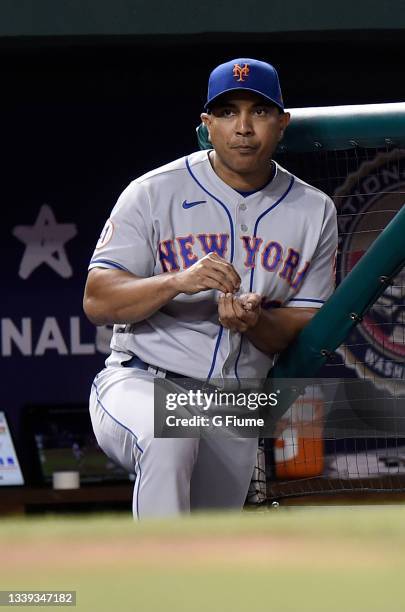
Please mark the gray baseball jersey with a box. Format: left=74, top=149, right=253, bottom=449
left=89, top=149, right=337, bottom=382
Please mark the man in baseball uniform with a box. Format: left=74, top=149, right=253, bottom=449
left=83, top=58, right=337, bottom=518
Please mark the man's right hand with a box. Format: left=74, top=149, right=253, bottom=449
left=173, top=252, right=241, bottom=295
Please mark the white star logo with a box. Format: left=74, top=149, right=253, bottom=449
left=12, top=205, right=77, bottom=279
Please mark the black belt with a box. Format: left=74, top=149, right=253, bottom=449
left=122, top=355, right=188, bottom=379
left=122, top=355, right=219, bottom=391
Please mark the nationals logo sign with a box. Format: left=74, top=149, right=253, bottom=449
left=335, top=149, right=405, bottom=392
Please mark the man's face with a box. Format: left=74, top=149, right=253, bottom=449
left=201, top=91, right=290, bottom=176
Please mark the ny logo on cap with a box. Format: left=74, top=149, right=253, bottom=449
left=233, top=63, right=250, bottom=82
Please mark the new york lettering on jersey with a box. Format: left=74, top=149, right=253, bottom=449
left=158, top=233, right=309, bottom=289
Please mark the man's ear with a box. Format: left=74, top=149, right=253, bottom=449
left=278, top=111, right=290, bottom=141
left=200, top=112, right=212, bottom=142
left=200, top=112, right=211, bottom=126
left=281, top=111, right=291, bottom=130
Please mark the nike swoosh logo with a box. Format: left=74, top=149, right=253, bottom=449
left=182, top=200, right=206, bottom=209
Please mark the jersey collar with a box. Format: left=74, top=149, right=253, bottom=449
left=201, top=150, right=282, bottom=204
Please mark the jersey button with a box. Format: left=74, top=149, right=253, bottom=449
left=239, top=203, right=247, bottom=211
left=241, top=224, right=248, bottom=232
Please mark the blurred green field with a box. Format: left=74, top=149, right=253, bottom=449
left=1, top=506, right=405, bottom=611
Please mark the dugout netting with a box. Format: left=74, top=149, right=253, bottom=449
left=243, top=103, right=405, bottom=504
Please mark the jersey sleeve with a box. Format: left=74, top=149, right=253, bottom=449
left=88, top=180, right=156, bottom=277
left=287, top=196, right=338, bottom=309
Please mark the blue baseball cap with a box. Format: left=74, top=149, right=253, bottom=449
left=205, top=58, right=284, bottom=111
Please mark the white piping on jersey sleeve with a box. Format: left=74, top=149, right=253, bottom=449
left=287, top=196, right=338, bottom=309
left=88, top=181, right=155, bottom=277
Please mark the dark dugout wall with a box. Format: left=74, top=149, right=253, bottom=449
left=1, top=0, right=405, bottom=36
left=1, top=0, right=405, bottom=454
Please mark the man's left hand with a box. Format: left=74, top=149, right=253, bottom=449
left=218, top=292, right=262, bottom=332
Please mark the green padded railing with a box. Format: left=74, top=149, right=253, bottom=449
left=197, top=102, right=405, bottom=152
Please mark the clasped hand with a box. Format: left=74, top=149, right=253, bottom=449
left=175, top=252, right=261, bottom=332
left=218, top=292, right=261, bottom=333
